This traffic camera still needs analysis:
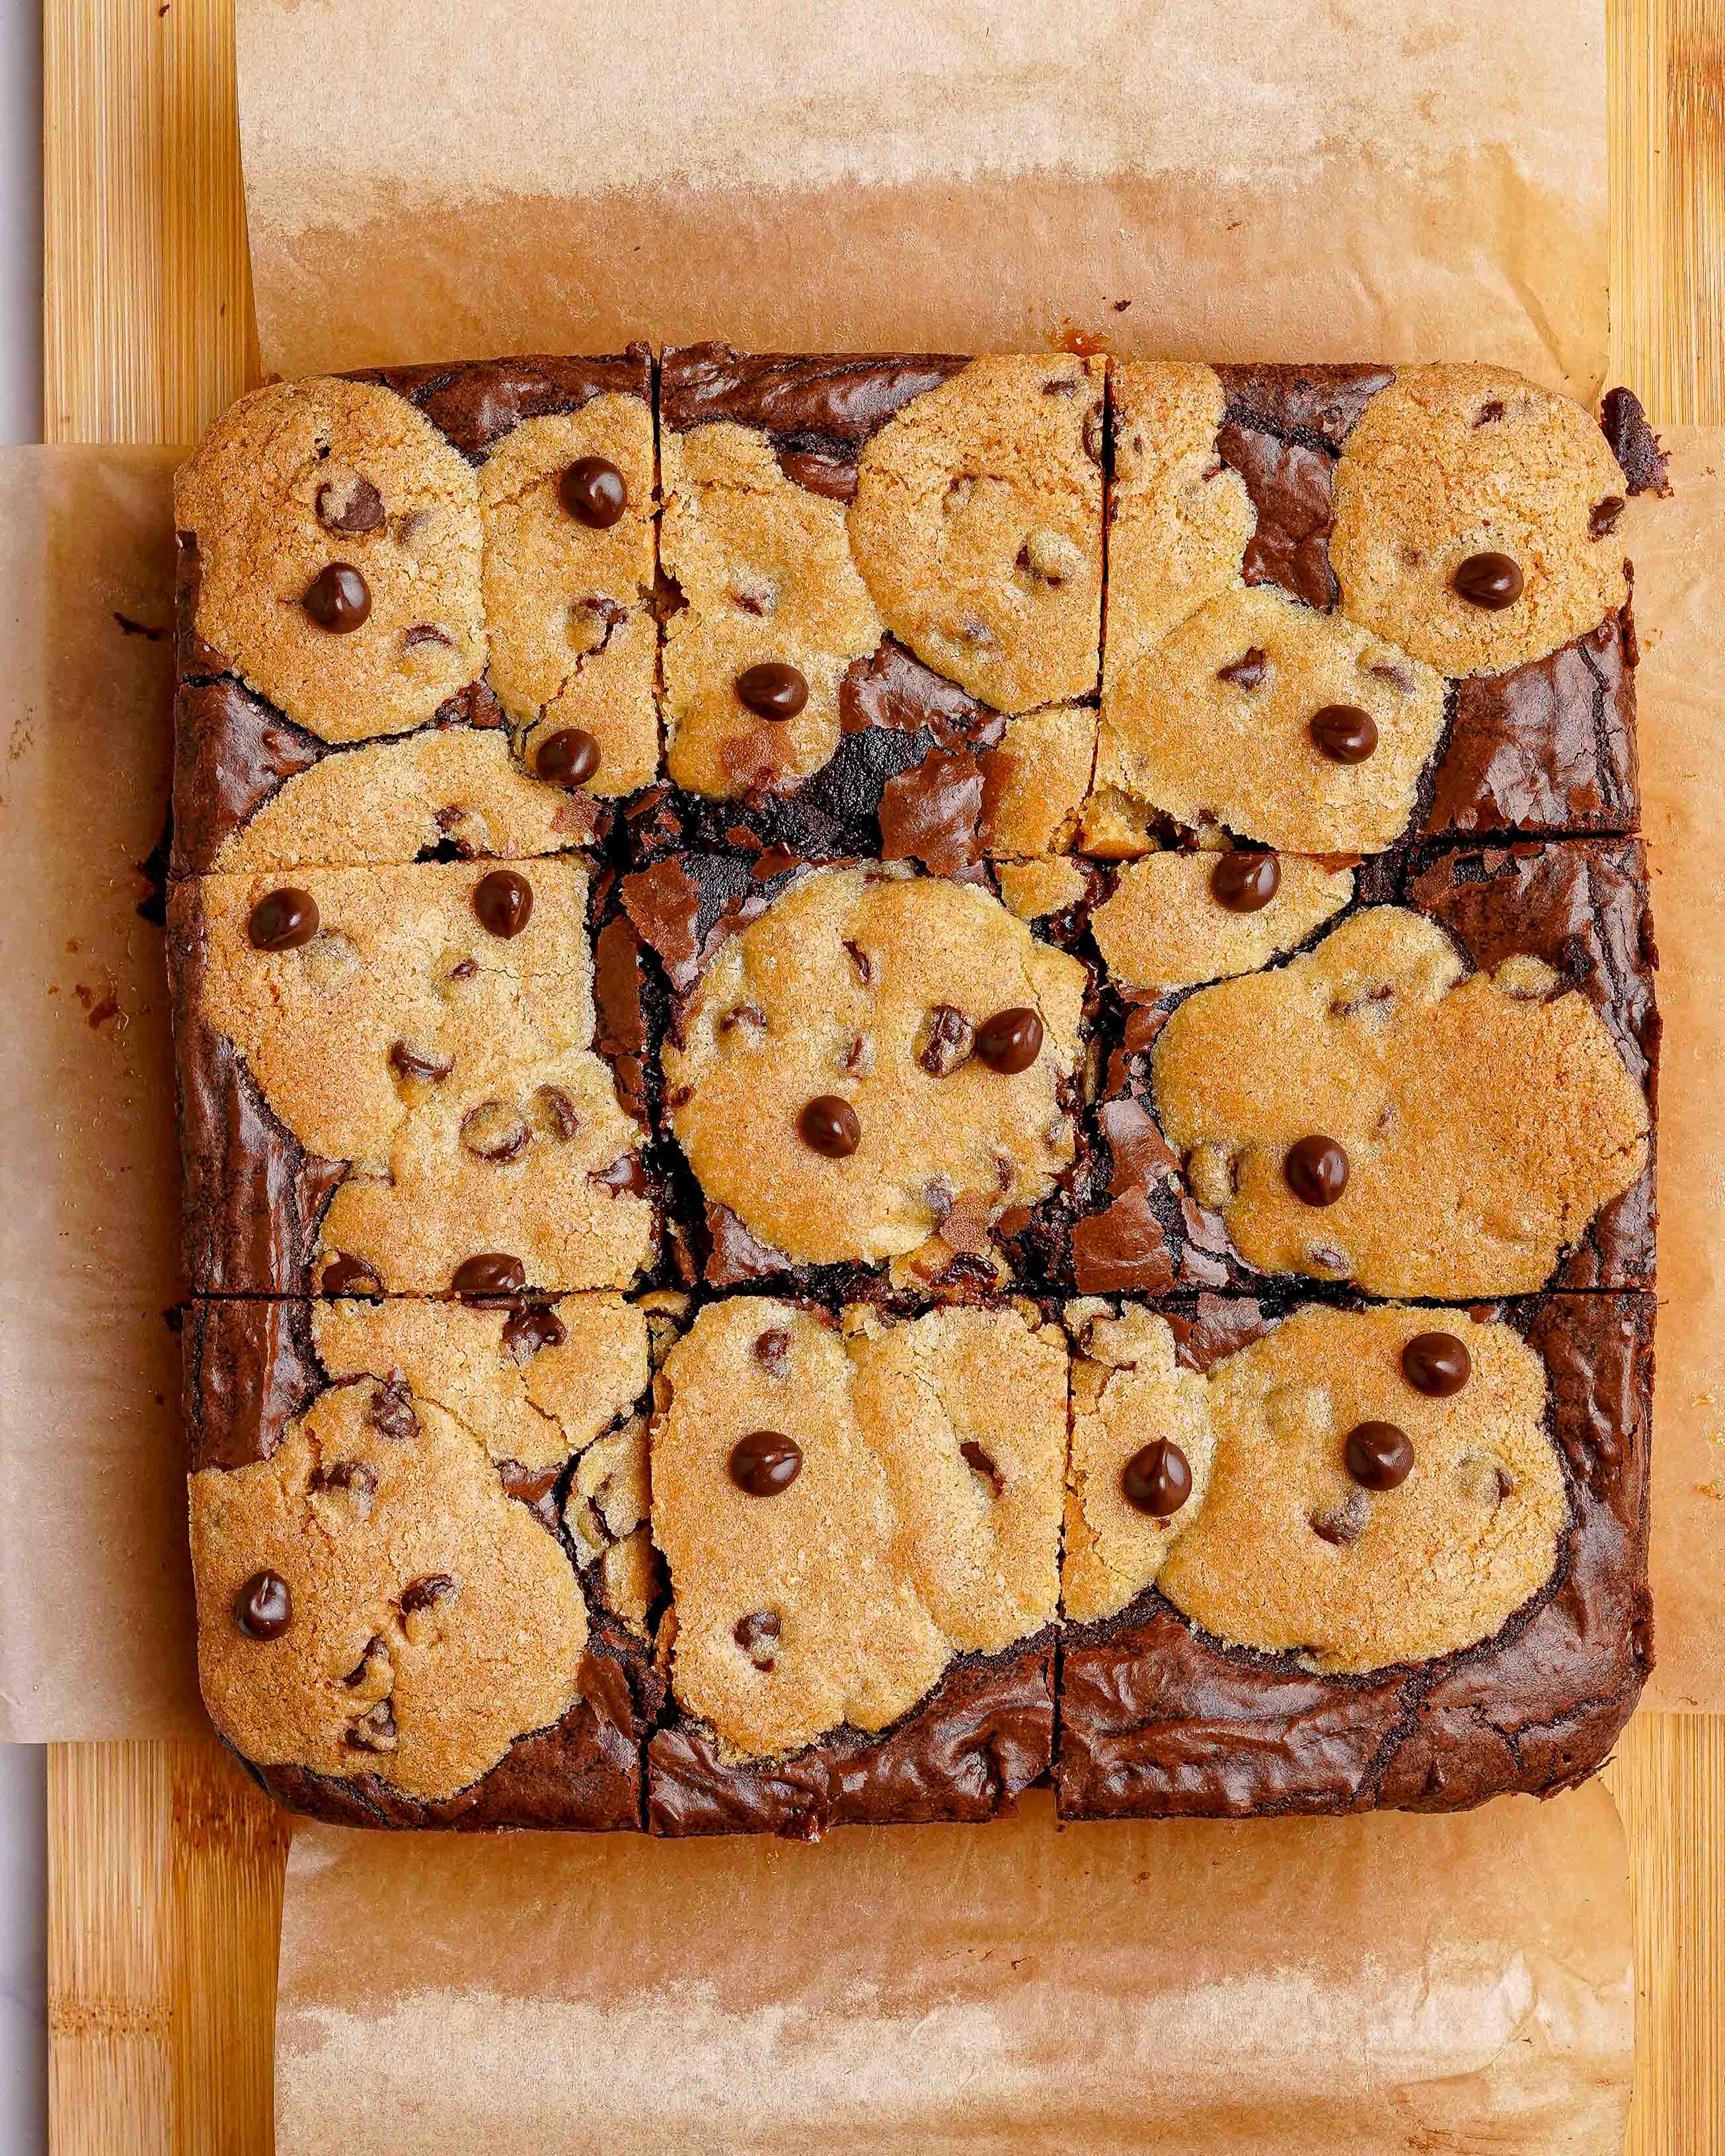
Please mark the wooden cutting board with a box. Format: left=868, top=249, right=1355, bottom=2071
left=38, top=1, right=1725, bottom=2147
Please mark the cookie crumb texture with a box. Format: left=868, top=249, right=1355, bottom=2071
left=172, top=354, right=1659, bottom=1832
left=171, top=860, right=654, bottom=1294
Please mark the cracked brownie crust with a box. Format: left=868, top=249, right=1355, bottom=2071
left=172, top=353, right=1662, bottom=1834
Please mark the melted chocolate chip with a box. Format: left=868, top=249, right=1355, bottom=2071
left=502, top=1302, right=568, bottom=1361
left=536, top=727, right=601, bottom=785
left=843, top=939, right=874, bottom=986
left=799, top=1095, right=861, bottom=1157
left=315, top=473, right=385, bottom=534
left=302, top=562, right=371, bottom=631
left=473, top=868, right=533, bottom=938
left=961, top=1440, right=1005, bottom=1497
left=460, top=1099, right=531, bottom=1163
left=591, top=1153, right=650, bottom=1197
left=308, top=1459, right=377, bottom=1500
left=399, top=1573, right=456, bottom=1617
left=402, top=622, right=452, bottom=650
left=734, top=1610, right=781, bottom=1667
left=1473, top=400, right=1506, bottom=427
left=1589, top=496, right=1627, bottom=540
left=974, top=1008, right=1043, bottom=1074
left=235, top=1570, right=291, bottom=1639
left=1344, top=1421, right=1414, bottom=1490
left=319, top=1251, right=382, bottom=1298
left=533, top=1086, right=581, bottom=1139
left=346, top=1701, right=397, bottom=1752
left=368, top=1374, right=420, bottom=1440
left=1121, top=1439, right=1192, bottom=1517
left=736, top=661, right=809, bottom=720
left=1216, top=647, right=1268, bottom=690
left=247, top=887, right=319, bottom=950
left=753, top=1327, right=792, bottom=1375
left=1310, top=1488, right=1370, bottom=1545
left=1309, top=704, right=1379, bottom=764
left=729, top=1430, right=803, bottom=1496
left=1402, top=1331, right=1472, bottom=1397
left=452, top=1252, right=527, bottom=1298
left=1210, top=852, right=1280, bottom=913
left=1453, top=552, right=1524, bottom=610
left=389, top=1040, right=451, bottom=1085
left=919, top=1004, right=974, bottom=1076
left=1284, top=1135, right=1349, bottom=1207
left=559, top=457, right=628, bottom=528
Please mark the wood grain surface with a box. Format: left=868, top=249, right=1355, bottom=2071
left=38, top=0, right=1725, bottom=2148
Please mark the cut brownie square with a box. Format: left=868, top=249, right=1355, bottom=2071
left=1056, top=1290, right=1653, bottom=1818
left=1044, top=836, right=1655, bottom=1300
left=651, top=345, right=1102, bottom=873
left=169, top=858, right=658, bottom=1295
left=184, top=1291, right=673, bottom=1829
left=646, top=1296, right=1064, bottom=1836
left=1088, top=363, right=1642, bottom=862
left=171, top=352, right=656, bottom=875
left=624, top=859, right=1092, bottom=1294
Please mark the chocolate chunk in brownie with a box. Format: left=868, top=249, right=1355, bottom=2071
left=1057, top=1290, right=1653, bottom=1817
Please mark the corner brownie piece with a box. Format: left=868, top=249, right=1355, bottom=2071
left=169, top=858, right=658, bottom=1295
left=171, top=352, right=656, bottom=876
left=650, top=345, right=1101, bottom=873
left=184, top=1292, right=671, bottom=1829
left=1057, top=1291, right=1653, bottom=1817
left=1088, top=364, right=1641, bottom=861
left=1048, top=836, right=1654, bottom=1300
left=647, top=1296, right=1063, bottom=1836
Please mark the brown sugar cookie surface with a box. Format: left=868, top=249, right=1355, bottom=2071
left=1151, top=906, right=1650, bottom=1297
left=1063, top=1303, right=1565, bottom=1671
left=651, top=1298, right=1064, bottom=1762
left=190, top=1376, right=588, bottom=1801
left=1088, top=585, right=1445, bottom=856
left=180, top=860, right=652, bottom=1293
left=665, top=866, right=1089, bottom=1269
left=849, top=355, right=1104, bottom=712
left=1330, top=365, right=1630, bottom=677
left=175, top=377, right=486, bottom=742
left=479, top=399, right=659, bottom=796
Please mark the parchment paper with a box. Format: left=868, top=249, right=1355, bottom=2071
left=235, top=0, right=1608, bottom=400
left=274, top=1785, right=1634, bottom=2155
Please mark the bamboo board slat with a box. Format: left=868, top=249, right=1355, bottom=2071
left=38, top=0, right=1725, bottom=2148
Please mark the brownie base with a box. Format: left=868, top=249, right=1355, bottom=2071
left=1055, top=1291, right=1653, bottom=1819
left=647, top=1633, right=1055, bottom=1840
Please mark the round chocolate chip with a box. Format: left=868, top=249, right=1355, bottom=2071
left=729, top=1429, right=803, bottom=1497
left=1452, top=552, right=1524, bottom=610
left=1402, top=1330, right=1473, bottom=1397
left=235, top=1569, right=291, bottom=1639
left=248, top=887, right=319, bottom=951
left=302, top=562, right=371, bottom=632
left=473, top=868, right=533, bottom=938
left=1210, top=851, right=1280, bottom=913
left=1284, top=1134, right=1349, bottom=1207
left=1344, top=1421, right=1414, bottom=1490
left=1121, top=1438, right=1192, bottom=1517
left=799, top=1095, right=861, bottom=1158
left=559, top=457, right=628, bottom=529
left=1309, top=704, right=1379, bottom=764
left=974, top=1007, right=1044, bottom=1074
left=319, top=1251, right=382, bottom=1298
left=535, top=727, right=600, bottom=786
left=736, top=661, right=809, bottom=720
left=451, top=1251, right=526, bottom=1298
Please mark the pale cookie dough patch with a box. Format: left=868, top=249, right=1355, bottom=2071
left=1104, top=362, right=1254, bottom=687
left=211, top=729, right=592, bottom=874
left=651, top=1298, right=1065, bottom=1761
left=176, top=378, right=485, bottom=742
left=849, top=356, right=1104, bottom=712
left=982, top=704, right=1097, bottom=856
left=1062, top=1306, right=1217, bottom=1624
left=194, top=862, right=651, bottom=1290
left=666, top=866, right=1089, bottom=1269
left=190, top=1378, right=586, bottom=1800
left=1159, top=1306, right=1566, bottom=1672
left=1330, top=365, right=1630, bottom=676
left=479, top=402, right=659, bottom=795
left=661, top=423, right=882, bottom=798
left=1092, top=853, right=1354, bottom=994
left=1089, top=585, right=1445, bottom=856
left=996, top=858, right=1092, bottom=923
left=1151, top=907, right=1650, bottom=1296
